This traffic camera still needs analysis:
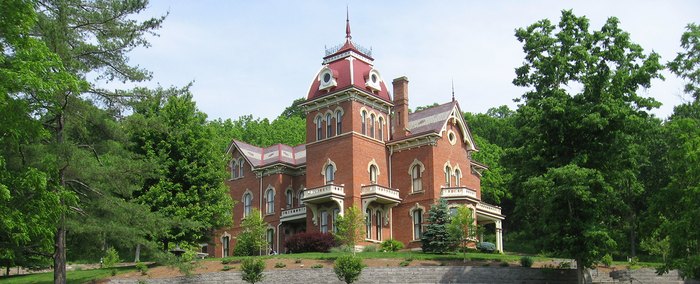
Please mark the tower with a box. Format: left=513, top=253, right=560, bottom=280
left=300, top=16, right=398, bottom=239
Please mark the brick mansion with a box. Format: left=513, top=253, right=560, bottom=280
left=208, top=18, right=505, bottom=257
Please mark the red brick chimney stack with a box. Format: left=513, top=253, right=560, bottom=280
left=392, top=76, right=409, bottom=139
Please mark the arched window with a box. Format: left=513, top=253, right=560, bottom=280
left=378, top=117, right=384, bottom=141
left=298, top=190, right=304, bottom=206
left=336, top=111, right=343, bottom=134
left=232, top=160, right=239, bottom=179
left=445, top=165, right=452, bottom=187
left=326, top=113, right=333, bottom=138
left=369, top=165, right=378, bottom=184
left=266, top=188, right=274, bottom=214
left=376, top=209, right=383, bottom=241
left=243, top=193, right=252, bottom=217
left=454, top=169, right=462, bottom=187
left=238, top=158, right=244, bottom=178
left=413, top=209, right=423, bottom=240
left=361, top=110, right=367, bottom=135
left=320, top=210, right=329, bottom=233
left=222, top=236, right=230, bottom=257
left=365, top=209, right=372, bottom=239
left=266, top=229, right=274, bottom=252
left=332, top=208, right=340, bottom=234
left=411, top=165, right=422, bottom=192
left=325, top=164, right=335, bottom=184
left=316, top=116, right=323, bottom=140
left=369, top=114, right=375, bottom=138
left=286, top=189, right=293, bottom=209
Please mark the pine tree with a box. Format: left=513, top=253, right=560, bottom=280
left=421, top=199, right=455, bottom=253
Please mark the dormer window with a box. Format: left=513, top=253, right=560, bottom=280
left=318, top=67, right=337, bottom=91
left=365, top=69, right=382, bottom=92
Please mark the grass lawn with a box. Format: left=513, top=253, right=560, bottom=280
left=0, top=266, right=135, bottom=284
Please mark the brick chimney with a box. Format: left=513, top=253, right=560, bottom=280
left=392, top=76, right=409, bottom=139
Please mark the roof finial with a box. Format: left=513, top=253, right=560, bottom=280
left=451, top=79, right=455, bottom=102
left=346, top=6, right=352, bottom=41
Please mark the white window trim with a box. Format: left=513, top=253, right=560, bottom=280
left=408, top=159, right=425, bottom=193
left=409, top=203, right=427, bottom=241
left=264, top=186, right=275, bottom=215
left=242, top=189, right=253, bottom=219
left=321, top=159, right=338, bottom=184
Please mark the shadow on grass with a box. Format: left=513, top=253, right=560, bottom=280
left=0, top=266, right=135, bottom=284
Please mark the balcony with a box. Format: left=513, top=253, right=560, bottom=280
left=302, top=184, right=345, bottom=204
left=280, top=207, right=306, bottom=222
left=476, top=202, right=502, bottom=216
left=440, top=186, right=478, bottom=200
left=361, top=184, right=401, bottom=204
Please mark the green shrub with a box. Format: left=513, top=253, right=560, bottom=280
left=111, top=269, right=117, bottom=276
left=241, top=258, right=265, bottom=284
left=601, top=254, right=613, bottom=267
left=334, top=255, right=365, bottom=284
left=405, top=256, right=414, bottom=262
left=362, top=245, right=378, bottom=252
left=222, top=265, right=234, bottom=271
left=294, top=258, right=302, bottom=264
left=380, top=239, right=404, bottom=252
left=222, top=259, right=232, bottom=264
left=399, top=261, right=410, bottom=267
left=274, top=262, right=286, bottom=268
left=500, top=261, right=510, bottom=267
left=102, top=247, right=120, bottom=268
left=311, top=264, right=324, bottom=269
left=520, top=256, right=534, bottom=268
left=330, top=245, right=354, bottom=253
left=476, top=242, right=496, bottom=253
left=135, top=262, right=148, bottom=275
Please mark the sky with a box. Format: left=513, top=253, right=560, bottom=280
left=115, top=0, right=699, bottom=121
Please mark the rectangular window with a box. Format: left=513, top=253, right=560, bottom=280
left=320, top=211, right=329, bottom=233
left=365, top=210, right=372, bottom=239
left=413, top=210, right=423, bottom=240
left=222, top=236, right=230, bottom=257
left=376, top=211, right=382, bottom=241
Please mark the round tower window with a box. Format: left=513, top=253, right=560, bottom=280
left=323, top=73, right=331, bottom=83
left=371, top=74, right=378, bottom=83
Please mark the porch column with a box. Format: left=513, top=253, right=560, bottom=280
left=495, top=220, right=503, bottom=253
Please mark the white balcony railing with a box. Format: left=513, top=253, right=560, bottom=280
left=302, top=184, right=345, bottom=200
left=280, top=207, right=306, bottom=220
left=440, top=187, right=478, bottom=199
left=361, top=184, right=400, bottom=200
left=476, top=202, right=502, bottom=215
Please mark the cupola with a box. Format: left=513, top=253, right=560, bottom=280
left=306, top=13, right=391, bottom=103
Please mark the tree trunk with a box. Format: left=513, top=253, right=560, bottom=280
left=576, top=258, right=584, bottom=284
left=54, top=111, right=67, bottom=284
left=5, top=265, right=9, bottom=277
left=629, top=216, right=637, bottom=257
left=134, top=244, right=141, bottom=263
left=54, top=215, right=66, bottom=284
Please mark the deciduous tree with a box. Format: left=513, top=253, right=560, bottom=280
left=509, top=10, right=663, bottom=283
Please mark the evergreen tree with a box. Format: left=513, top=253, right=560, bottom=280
left=421, top=199, right=455, bottom=253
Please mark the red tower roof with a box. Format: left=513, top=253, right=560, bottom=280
left=306, top=16, right=391, bottom=103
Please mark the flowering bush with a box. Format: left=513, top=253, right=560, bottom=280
left=284, top=232, right=337, bottom=253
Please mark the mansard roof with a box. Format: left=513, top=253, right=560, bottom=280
left=399, top=101, right=478, bottom=151
left=226, top=140, right=306, bottom=169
